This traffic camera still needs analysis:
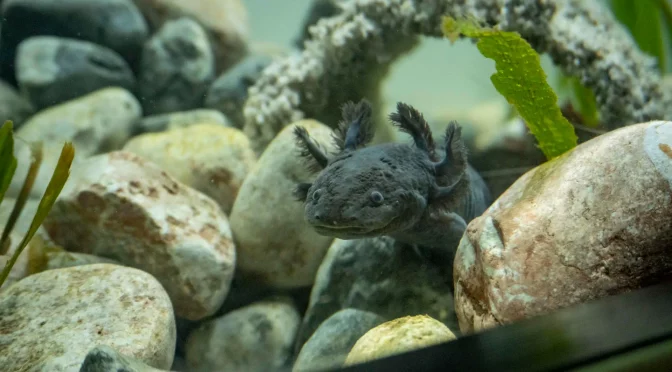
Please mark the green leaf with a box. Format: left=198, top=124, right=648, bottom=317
left=0, top=141, right=74, bottom=289
left=442, top=17, right=578, bottom=160
left=609, top=0, right=666, bottom=73
left=570, top=77, right=600, bottom=128
left=0, top=121, right=17, bottom=208
left=0, top=142, right=43, bottom=255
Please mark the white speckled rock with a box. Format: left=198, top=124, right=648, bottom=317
left=0, top=264, right=176, bottom=372
left=123, top=123, right=256, bottom=214
left=45, top=251, right=120, bottom=271
left=344, top=315, right=456, bottom=366
left=16, top=87, right=141, bottom=158
left=455, top=121, right=672, bottom=334
left=42, top=151, right=236, bottom=320
left=229, top=120, right=336, bottom=288
left=185, top=299, right=301, bottom=372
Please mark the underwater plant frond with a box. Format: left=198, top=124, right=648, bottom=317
left=0, top=125, right=74, bottom=289
left=388, top=102, right=436, bottom=156
left=442, top=16, right=578, bottom=160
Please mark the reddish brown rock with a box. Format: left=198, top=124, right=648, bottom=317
left=454, top=121, right=672, bottom=334
left=43, top=151, right=236, bottom=321
left=123, top=123, right=256, bottom=215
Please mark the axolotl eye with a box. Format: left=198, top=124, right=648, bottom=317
left=370, top=190, right=384, bottom=205
left=312, top=188, right=323, bottom=201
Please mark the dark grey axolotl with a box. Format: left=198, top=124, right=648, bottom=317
left=292, top=99, right=491, bottom=264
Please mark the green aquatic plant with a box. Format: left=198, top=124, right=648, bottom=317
left=442, top=17, right=578, bottom=160
left=0, top=120, right=74, bottom=289
left=559, top=0, right=672, bottom=129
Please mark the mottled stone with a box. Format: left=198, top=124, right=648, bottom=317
left=43, top=151, right=236, bottom=321
left=293, top=308, right=385, bottom=372
left=130, top=0, right=248, bottom=74
left=455, top=120, right=672, bottom=334
left=294, top=236, right=457, bottom=354
left=0, top=264, right=176, bottom=371
left=0, top=79, right=34, bottom=128
left=229, top=120, right=336, bottom=288
left=16, top=36, right=135, bottom=110
left=185, top=299, right=300, bottom=372
left=139, top=18, right=214, bottom=116
left=123, top=123, right=256, bottom=214
left=45, top=251, right=119, bottom=271
left=205, top=54, right=273, bottom=128
left=344, top=315, right=456, bottom=366
left=0, top=0, right=148, bottom=84
left=136, top=109, right=230, bottom=135
left=80, top=345, right=173, bottom=372
left=15, top=87, right=141, bottom=158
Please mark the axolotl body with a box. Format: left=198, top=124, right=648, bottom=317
left=292, top=99, right=491, bottom=263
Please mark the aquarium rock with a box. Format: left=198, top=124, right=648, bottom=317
left=295, top=236, right=458, bottom=355
left=80, top=345, right=173, bottom=372
left=344, top=315, right=456, bottom=366
left=123, top=123, right=257, bottom=214
left=136, top=109, right=231, bottom=135
left=130, top=0, right=249, bottom=74
left=0, top=264, right=176, bottom=371
left=454, top=120, right=672, bottom=334
left=138, top=17, right=214, bottom=116
left=43, top=151, right=236, bottom=321
left=0, top=0, right=148, bottom=84
left=243, top=0, right=672, bottom=152
left=16, top=87, right=141, bottom=158
left=0, top=79, right=34, bottom=127
left=45, top=251, right=120, bottom=271
left=293, top=308, right=385, bottom=372
left=185, top=299, right=301, bottom=372
left=205, top=54, right=274, bottom=129
left=16, top=36, right=135, bottom=110
left=229, top=120, right=336, bottom=288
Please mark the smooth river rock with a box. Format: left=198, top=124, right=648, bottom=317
left=454, top=120, right=672, bottom=333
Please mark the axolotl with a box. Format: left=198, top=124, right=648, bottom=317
left=292, top=99, right=491, bottom=263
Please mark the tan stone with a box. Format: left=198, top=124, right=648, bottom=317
left=454, top=121, right=672, bottom=334
left=0, top=264, right=176, bottom=371
left=43, top=151, right=236, bottom=320
left=124, top=123, right=256, bottom=214
left=229, top=120, right=336, bottom=288
left=344, top=315, right=456, bottom=366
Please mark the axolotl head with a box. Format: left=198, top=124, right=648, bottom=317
left=300, top=144, right=432, bottom=239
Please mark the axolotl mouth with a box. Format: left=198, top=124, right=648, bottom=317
left=308, top=216, right=399, bottom=239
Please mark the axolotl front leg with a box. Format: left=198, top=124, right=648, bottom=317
left=391, top=209, right=467, bottom=264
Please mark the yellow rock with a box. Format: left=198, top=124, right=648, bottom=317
left=344, top=315, right=456, bottom=366
left=123, top=123, right=256, bottom=214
